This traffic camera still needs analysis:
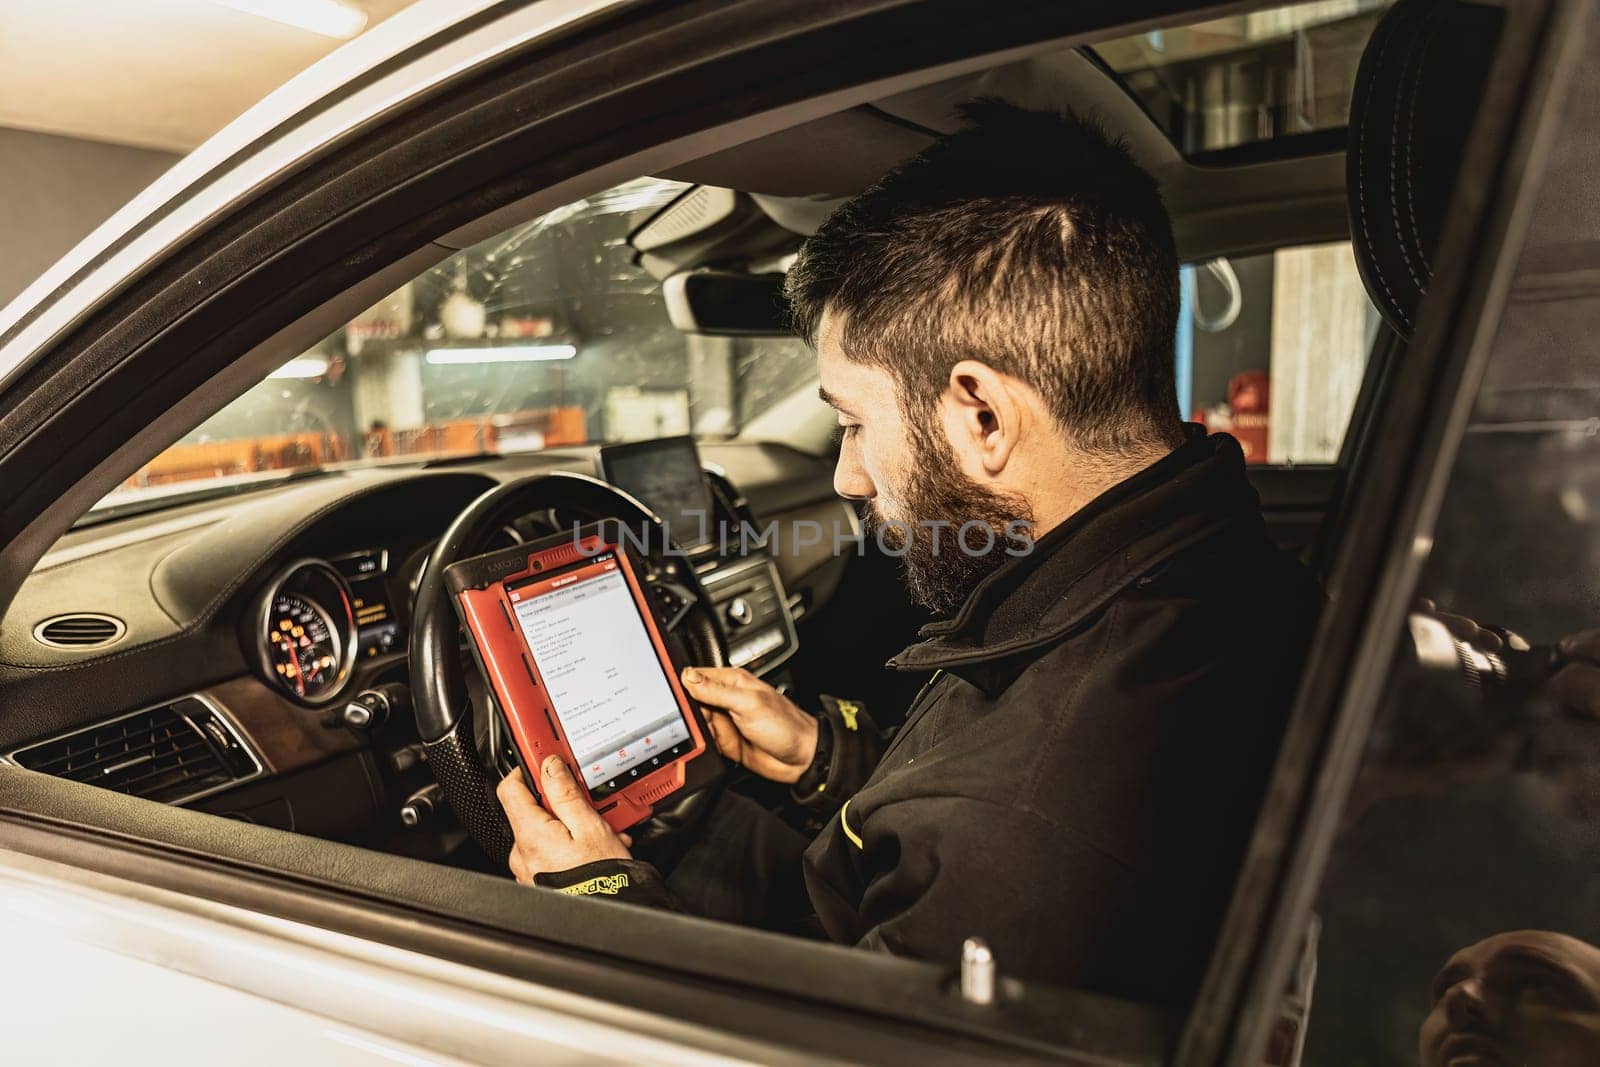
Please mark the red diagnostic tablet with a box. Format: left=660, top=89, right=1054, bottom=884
left=445, top=523, right=719, bottom=832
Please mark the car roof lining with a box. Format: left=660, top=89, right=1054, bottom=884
left=659, top=48, right=1183, bottom=197
left=447, top=33, right=1347, bottom=255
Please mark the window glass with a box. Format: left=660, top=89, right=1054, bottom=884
left=1298, top=73, right=1600, bottom=1065
left=100, top=178, right=814, bottom=509
left=1093, top=0, right=1392, bottom=156
left=1183, top=241, right=1379, bottom=465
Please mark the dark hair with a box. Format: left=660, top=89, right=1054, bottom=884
left=786, top=99, right=1182, bottom=453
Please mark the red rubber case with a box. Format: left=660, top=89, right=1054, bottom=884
left=444, top=524, right=718, bottom=832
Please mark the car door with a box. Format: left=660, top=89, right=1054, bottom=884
left=0, top=0, right=1587, bottom=1064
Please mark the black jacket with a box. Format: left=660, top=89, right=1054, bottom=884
left=539, top=430, right=1322, bottom=1006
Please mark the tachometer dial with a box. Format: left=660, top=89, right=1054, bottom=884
left=266, top=592, right=341, bottom=700
left=254, top=560, right=358, bottom=705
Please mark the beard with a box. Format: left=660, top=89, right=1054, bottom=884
left=863, top=423, right=1035, bottom=616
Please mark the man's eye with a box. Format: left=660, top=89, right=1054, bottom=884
left=1515, top=976, right=1562, bottom=1001
left=840, top=424, right=861, bottom=439
left=1503, top=970, right=1594, bottom=1012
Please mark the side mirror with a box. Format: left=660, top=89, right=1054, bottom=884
left=662, top=271, right=789, bottom=337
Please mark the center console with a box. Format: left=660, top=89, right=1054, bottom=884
left=696, top=552, right=798, bottom=673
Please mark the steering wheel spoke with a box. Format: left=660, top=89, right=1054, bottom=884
left=649, top=577, right=699, bottom=632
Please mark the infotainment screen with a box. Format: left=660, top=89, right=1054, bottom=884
left=507, top=551, right=694, bottom=795
left=597, top=436, right=713, bottom=549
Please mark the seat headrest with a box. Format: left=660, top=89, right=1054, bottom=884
left=1347, top=0, right=1504, bottom=339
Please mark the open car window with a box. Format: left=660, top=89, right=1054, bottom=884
left=97, top=181, right=1380, bottom=523
left=5, top=0, right=1589, bottom=1060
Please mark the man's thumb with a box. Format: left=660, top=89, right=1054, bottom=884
left=541, top=755, right=584, bottom=808
left=542, top=755, right=608, bottom=833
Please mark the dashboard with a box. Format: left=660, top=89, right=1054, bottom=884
left=0, top=440, right=858, bottom=857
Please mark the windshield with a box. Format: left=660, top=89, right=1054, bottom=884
left=97, top=177, right=816, bottom=514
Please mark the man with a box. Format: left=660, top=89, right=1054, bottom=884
left=494, top=100, right=1323, bottom=1006
left=1422, top=931, right=1600, bottom=1067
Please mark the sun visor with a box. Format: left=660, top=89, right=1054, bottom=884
left=627, top=184, right=796, bottom=280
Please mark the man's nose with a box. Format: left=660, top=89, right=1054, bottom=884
left=833, top=451, right=873, bottom=501
left=1445, top=980, right=1492, bottom=1030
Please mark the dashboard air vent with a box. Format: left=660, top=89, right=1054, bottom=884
left=33, top=613, right=125, bottom=649
left=7, top=697, right=262, bottom=805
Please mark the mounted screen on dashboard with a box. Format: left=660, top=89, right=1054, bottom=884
left=596, top=436, right=714, bottom=550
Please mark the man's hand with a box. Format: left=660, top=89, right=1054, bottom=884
left=1416, top=598, right=1600, bottom=719
left=679, top=666, right=819, bottom=784
left=496, top=757, right=631, bottom=885
left=1414, top=597, right=1509, bottom=652
left=1550, top=628, right=1600, bottom=720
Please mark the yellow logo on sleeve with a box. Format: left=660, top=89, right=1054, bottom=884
left=835, top=699, right=861, bottom=731
left=557, top=873, right=630, bottom=896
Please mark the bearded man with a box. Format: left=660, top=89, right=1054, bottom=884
left=493, top=100, right=1323, bottom=1008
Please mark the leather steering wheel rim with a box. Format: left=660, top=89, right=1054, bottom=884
left=410, top=471, right=726, bottom=863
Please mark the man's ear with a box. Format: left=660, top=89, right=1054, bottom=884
left=944, top=359, right=1025, bottom=476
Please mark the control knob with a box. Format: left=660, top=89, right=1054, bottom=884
left=329, top=682, right=409, bottom=731
left=399, top=783, right=445, bottom=829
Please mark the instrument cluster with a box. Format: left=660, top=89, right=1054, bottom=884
left=253, top=549, right=399, bottom=705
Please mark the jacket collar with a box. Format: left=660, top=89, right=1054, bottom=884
left=885, top=427, right=1263, bottom=694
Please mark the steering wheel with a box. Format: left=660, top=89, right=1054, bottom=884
left=410, top=472, right=726, bottom=863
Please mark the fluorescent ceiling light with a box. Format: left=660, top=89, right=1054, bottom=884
left=210, top=0, right=369, bottom=40
left=426, top=345, right=578, bottom=365
left=269, top=356, right=331, bottom=379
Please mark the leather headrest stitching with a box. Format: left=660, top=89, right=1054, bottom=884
left=1352, top=1, right=1416, bottom=333
left=1347, top=0, right=1503, bottom=339
left=1402, top=29, right=1436, bottom=284
left=1391, top=8, right=1435, bottom=297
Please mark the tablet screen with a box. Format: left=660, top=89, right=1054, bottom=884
left=507, top=551, right=693, bottom=796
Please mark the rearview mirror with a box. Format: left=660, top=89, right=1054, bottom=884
left=662, top=271, right=790, bottom=336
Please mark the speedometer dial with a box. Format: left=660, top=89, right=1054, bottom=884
left=266, top=592, right=341, bottom=700
left=254, top=560, right=358, bottom=705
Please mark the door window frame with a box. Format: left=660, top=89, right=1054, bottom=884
left=0, top=0, right=1580, bottom=1058
left=1175, top=0, right=1588, bottom=1060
